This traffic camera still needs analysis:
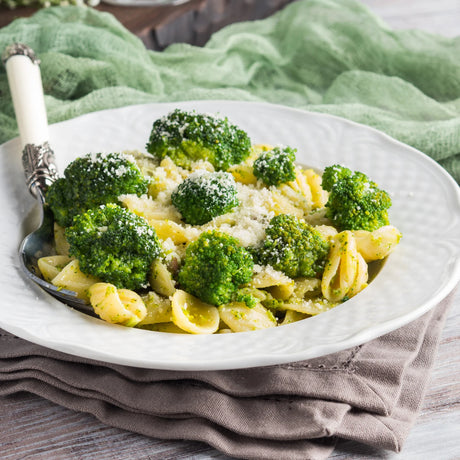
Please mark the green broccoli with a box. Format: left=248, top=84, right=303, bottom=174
left=253, top=146, right=297, bottom=186
left=254, top=214, right=330, bottom=278
left=322, top=164, right=392, bottom=231
left=146, top=109, right=251, bottom=171
left=171, top=171, right=239, bottom=225
left=46, top=152, right=149, bottom=227
left=177, top=230, right=254, bottom=306
left=65, top=204, right=162, bottom=290
left=233, top=288, right=260, bottom=309
left=261, top=295, right=285, bottom=311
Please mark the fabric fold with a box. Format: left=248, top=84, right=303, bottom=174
left=0, top=292, right=454, bottom=459
left=0, top=376, right=338, bottom=460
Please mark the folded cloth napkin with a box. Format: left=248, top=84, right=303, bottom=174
left=0, top=293, right=454, bottom=459
left=0, top=0, right=459, bottom=183
left=0, top=1, right=459, bottom=458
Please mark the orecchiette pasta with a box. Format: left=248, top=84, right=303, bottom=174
left=352, top=225, right=402, bottom=262
left=292, top=277, right=322, bottom=299
left=303, top=168, right=328, bottom=208
left=218, top=302, right=277, bottom=332
left=278, top=175, right=312, bottom=213
left=88, top=283, right=147, bottom=326
left=38, top=255, right=72, bottom=282
left=314, top=224, right=338, bottom=242
left=171, top=289, right=220, bottom=334
left=228, top=163, right=257, bottom=185
left=148, top=219, right=199, bottom=244
left=267, top=283, right=295, bottom=300
left=51, top=259, right=100, bottom=301
left=139, top=291, right=172, bottom=326
left=281, top=310, right=310, bottom=326
left=321, top=231, right=368, bottom=302
left=250, top=265, right=295, bottom=299
left=268, top=190, right=305, bottom=218
left=149, top=259, right=176, bottom=297
left=281, top=298, right=335, bottom=316
left=250, top=265, right=293, bottom=289
left=159, top=157, right=189, bottom=181
left=119, top=194, right=181, bottom=222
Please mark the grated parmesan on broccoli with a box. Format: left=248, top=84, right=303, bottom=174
left=253, top=145, right=297, bottom=186
left=146, top=109, right=252, bottom=171
left=171, top=170, right=239, bottom=225
left=46, top=152, right=148, bottom=227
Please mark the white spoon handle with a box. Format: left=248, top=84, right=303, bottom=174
left=3, top=43, right=57, bottom=198
left=3, top=43, right=49, bottom=149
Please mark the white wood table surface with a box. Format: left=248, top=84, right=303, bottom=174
left=0, top=1, right=459, bottom=459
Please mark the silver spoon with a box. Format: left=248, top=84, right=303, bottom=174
left=3, top=43, right=93, bottom=315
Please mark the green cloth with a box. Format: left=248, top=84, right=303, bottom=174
left=1, top=0, right=459, bottom=182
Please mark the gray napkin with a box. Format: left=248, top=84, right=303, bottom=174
left=0, top=291, right=454, bottom=460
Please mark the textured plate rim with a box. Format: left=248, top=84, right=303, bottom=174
left=0, top=100, right=459, bottom=370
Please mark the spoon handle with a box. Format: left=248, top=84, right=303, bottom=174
left=3, top=43, right=58, bottom=200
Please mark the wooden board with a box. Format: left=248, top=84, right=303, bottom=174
left=0, top=0, right=296, bottom=50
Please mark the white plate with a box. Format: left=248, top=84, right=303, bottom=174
left=0, top=101, right=459, bottom=370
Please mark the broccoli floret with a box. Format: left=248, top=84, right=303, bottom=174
left=171, top=171, right=239, bottom=225
left=254, top=214, right=330, bottom=278
left=177, top=231, right=254, bottom=306
left=45, top=177, right=73, bottom=228
left=233, top=288, right=259, bottom=308
left=65, top=204, right=162, bottom=290
left=261, top=296, right=285, bottom=311
left=253, top=146, right=297, bottom=186
left=322, top=164, right=392, bottom=231
left=46, top=152, right=149, bottom=227
left=146, top=109, right=251, bottom=171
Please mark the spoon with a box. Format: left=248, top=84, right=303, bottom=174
left=3, top=43, right=93, bottom=315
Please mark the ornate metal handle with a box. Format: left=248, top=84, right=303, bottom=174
left=2, top=43, right=40, bottom=65
left=21, top=142, right=58, bottom=200
left=3, top=43, right=58, bottom=199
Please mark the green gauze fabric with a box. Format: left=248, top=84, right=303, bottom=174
left=0, top=0, right=459, bottom=183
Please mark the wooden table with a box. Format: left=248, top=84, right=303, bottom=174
left=0, top=1, right=459, bottom=459
left=0, top=0, right=295, bottom=50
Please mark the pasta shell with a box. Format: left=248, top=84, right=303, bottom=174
left=321, top=231, right=368, bottom=302
left=171, top=290, right=219, bottom=334
left=88, top=283, right=147, bottom=327
left=218, top=303, right=276, bottom=332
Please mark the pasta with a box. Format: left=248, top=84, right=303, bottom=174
left=38, top=255, right=72, bottom=282
left=281, top=310, right=309, bottom=326
left=250, top=265, right=295, bottom=300
left=148, top=259, right=176, bottom=297
left=321, top=231, right=368, bottom=302
left=51, top=259, right=100, bottom=301
left=38, top=123, right=401, bottom=335
left=171, top=290, right=220, bottom=334
left=352, top=225, right=402, bottom=262
left=88, top=283, right=147, bottom=327
left=139, top=291, right=172, bottom=326
left=218, top=302, right=277, bottom=333
left=148, top=219, right=199, bottom=245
